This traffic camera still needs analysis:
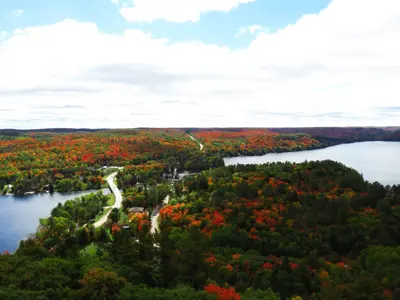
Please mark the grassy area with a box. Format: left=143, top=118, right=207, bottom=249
left=107, top=194, right=115, bottom=206
left=101, top=174, right=119, bottom=189
left=118, top=212, right=129, bottom=225
left=101, top=173, right=113, bottom=187
left=101, top=168, right=119, bottom=185
left=95, top=207, right=112, bottom=222
left=81, top=243, right=98, bottom=256
left=102, top=167, right=120, bottom=178
left=101, top=175, right=110, bottom=188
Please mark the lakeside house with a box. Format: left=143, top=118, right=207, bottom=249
left=128, top=207, right=145, bottom=213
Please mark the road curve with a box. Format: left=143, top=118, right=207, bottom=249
left=188, top=134, right=204, bottom=151
left=93, top=172, right=122, bottom=228
left=150, top=195, right=170, bottom=234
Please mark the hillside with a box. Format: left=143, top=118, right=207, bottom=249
left=1, top=160, right=399, bottom=299
left=2, top=127, right=400, bottom=195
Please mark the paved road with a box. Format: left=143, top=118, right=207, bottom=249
left=150, top=195, right=170, bottom=234
left=188, top=134, right=204, bottom=151
left=93, top=172, right=122, bottom=228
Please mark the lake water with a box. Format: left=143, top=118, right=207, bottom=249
left=224, top=142, right=400, bottom=186
left=0, top=188, right=110, bottom=253
left=1, top=142, right=399, bottom=252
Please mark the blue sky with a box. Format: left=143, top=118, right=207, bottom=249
left=1, top=0, right=331, bottom=48
left=0, top=0, right=399, bottom=129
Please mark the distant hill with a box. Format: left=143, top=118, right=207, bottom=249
left=1, top=126, right=399, bottom=140
left=0, top=128, right=107, bottom=137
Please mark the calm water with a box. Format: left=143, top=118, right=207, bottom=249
left=224, top=142, right=400, bottom=186
left=0, top=188, right=110, bottom=253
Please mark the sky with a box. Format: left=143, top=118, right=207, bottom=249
left=0, top=0, right=399, bottom=129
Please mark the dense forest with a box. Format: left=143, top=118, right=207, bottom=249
left=267, top=127, right=400, bottom=146
left=1, top=160, right=400, bottom=299
left=0, top=130, right=212, bottom=195
left=190, top=127, right=400, bottom=156
left=2, top=127, right=399, bottom=194
left=1, top=127, right=400, bottom=299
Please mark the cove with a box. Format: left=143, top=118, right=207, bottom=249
left=224, top=142, right=400, bottom=186
left=0, top=188, right=110, bottom=253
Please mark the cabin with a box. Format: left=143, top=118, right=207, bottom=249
left=128, top=207, right=145, bottom=213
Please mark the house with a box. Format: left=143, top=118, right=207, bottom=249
left=128, top=207, right=145, bottom=213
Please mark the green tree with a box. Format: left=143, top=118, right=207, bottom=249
left=78, top=268, right=126, bottom=300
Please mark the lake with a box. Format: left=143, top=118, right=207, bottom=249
left=0, top=188, right=110, bottom=253
left=1, top=142, right=399, bottom=253
left=224, top=142, right=400, bottom=186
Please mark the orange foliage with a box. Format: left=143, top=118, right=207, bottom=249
left=0, top=130, right=197, bottom=182
left=226, top=264, right=234, bottom=272
left=191, top=129, right=321, bottom=154
left=111, top=225, right=121, bottom=234
left=204, top=284, right=241, bottom=300
left=206, top=254, right=217, bottom=265
left=212, top=211, right=225, bottom=226
left=232, top=254, right=241, bottom=260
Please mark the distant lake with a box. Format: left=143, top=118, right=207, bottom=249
left=224, top=142, right=400, bottom=186
left=0, top=188, right=110, bottom=253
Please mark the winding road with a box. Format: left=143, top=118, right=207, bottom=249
left=150, top=195, right=170, bottom=234
left=93, top=172, right=123, bottom=228
left=148, top=133, right=202, bottom=233
left=91, top=135, right=200, bottom=231
left=188, top=134, right=204, bottom=151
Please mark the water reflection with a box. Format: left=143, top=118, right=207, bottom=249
left=0, top=188, right=110, bottom=252
left=224, top=142, right=400, bottom=186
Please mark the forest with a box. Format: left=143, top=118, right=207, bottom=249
left=2, top=127, right=399, bottom=194
left=189, top=127, right=400, bottom=157
left=1, top=159, right=400, bottom=299
left=1, top=128, right=400, bottom=299
left=0, top=129, right=203, bottom=194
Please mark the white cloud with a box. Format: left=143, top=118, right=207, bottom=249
left=5, top=9, right=24, bottom=20
left=13, top=9, right=24, bottom=17
left=0, top=31, right=7, bottom=41
left=235, top=25, right=266, bottom=37
left=117, top=0, right=256, bottom=23
left=1, top=0, right=400, bottom=129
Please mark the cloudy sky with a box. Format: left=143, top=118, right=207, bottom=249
left=0, top=0, right=399, bottom=129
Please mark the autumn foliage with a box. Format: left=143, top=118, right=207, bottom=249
left=0, top=129, right=198, bottom=194
left=156, top=160, right=400, bottom=299
left=204, top=284, right=240, bottom=300
left=190, top=129, right=322, bottom=157
left=1, top=128, right=400, bottom=299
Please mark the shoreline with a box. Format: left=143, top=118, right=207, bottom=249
left=1, top=187, right=110, bottom=198
left=217, top=139, right=399, bottom=159
left=223, top=141, right=400, bottom=187
left=2, top=140, right=399, bottom=196
left=223, top=140, right=400, bottom=161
